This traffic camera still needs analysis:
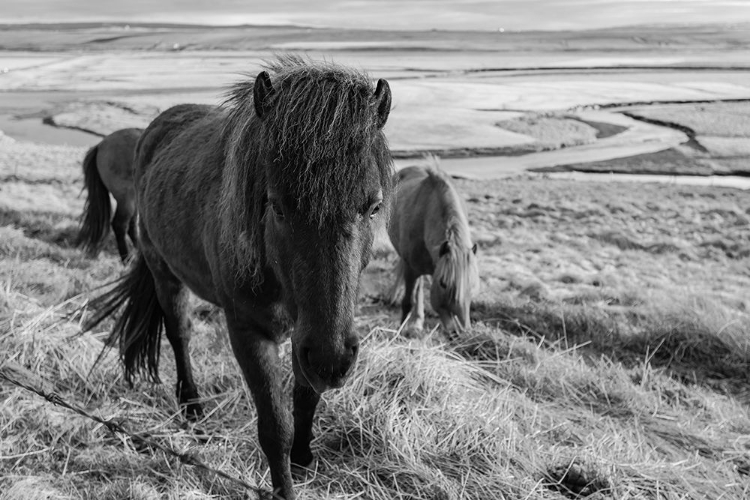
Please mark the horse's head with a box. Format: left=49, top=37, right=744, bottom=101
left=431, top=240, right=479, bottom=333
left=252, top=61, right=393, bottom=393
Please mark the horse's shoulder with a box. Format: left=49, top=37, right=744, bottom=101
left=136, top=104, right=219, bottom=168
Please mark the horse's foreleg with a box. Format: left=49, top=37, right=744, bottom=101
left=149, top=261, right=201, bottom=419
left=400, top=267, right=418, bottom=325
left=226, top=325, right=294, bottom=499
left=413, top=276, right=425, bottom=331
left=112, top=205, right=132, bottom=263
left=290, top=380, right=320, bottom=471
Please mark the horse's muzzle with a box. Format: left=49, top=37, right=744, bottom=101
left=438, top=310, right=470, bottom=335
left=295, top=339, right=359, bottom=394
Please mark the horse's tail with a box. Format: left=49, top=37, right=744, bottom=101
left=76, top=144, right=111, bottom=256
left=83, top=253, right=164, bottom=384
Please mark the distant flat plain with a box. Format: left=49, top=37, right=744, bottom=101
left=1, top=23, right=750, bottom=179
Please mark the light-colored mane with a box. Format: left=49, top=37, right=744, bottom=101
left=426, top=163, right=479, bottom=308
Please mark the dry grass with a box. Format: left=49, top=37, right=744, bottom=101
left=2, top=135, right=750, bottom=499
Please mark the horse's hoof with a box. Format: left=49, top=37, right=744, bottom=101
left=181, top=400, right=204, bottom=422
left=290, top=445, right=314, bottom=470
left=291, top=457, right=317, bottom=479
left=259, top=488, right=290, bottom=500
left=402, top=324, right=424, bottom=339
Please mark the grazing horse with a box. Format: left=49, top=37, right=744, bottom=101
left=84, top=56, right=393, bottom=500
left=76, top=127, right=142, bottom=263
left=388, top=163, right=479, bottom=334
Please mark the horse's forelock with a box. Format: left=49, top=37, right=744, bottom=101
left=433, top=228, right=479, bottom=307
left=261, top=61, right=392, bottom=226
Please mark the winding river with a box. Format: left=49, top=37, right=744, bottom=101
left=2, top=96, right=749, bottom=190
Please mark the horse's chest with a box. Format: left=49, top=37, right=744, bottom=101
left=268, top=301, right=294, bottom=343
left=220, top=286, right=293, bottom=344
left=407, top=242, right=436, bottom=276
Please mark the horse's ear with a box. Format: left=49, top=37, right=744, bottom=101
left=372, top=79, right=392, bottom=129
left=472, top=243, right=478, bottom=255
left=439, top=240, right=450, bottom=257
left=253, top=71, right=275, bottom=120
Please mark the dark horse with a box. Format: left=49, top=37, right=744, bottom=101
left=84, top=56, right=393, bottom=499
left=76, top=127, right=142, bottom=263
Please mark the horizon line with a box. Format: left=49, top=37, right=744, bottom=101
left=0, top=19, right=748, bottom=34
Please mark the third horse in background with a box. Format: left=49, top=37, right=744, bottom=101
left=76, top=127, right=141, bottom=263
left=388, top=158, right=480, bottom=335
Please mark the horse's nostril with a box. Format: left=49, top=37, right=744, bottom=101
left=301, top=347, right=313, bottom=368
left=300, top=343, right=359, bottom=384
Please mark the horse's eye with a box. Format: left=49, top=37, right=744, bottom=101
left=270, top=200, right=285, bottom=220
left=439, top=280, right=447, bottom=289
left=369, top=201, right=382, bottom=220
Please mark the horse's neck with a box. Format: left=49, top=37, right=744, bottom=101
left=426, top=183, right=471, bottom=256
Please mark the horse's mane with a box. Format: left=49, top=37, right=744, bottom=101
left=218, top=55, right=393, bottom=281
left=433, top=226, right=479, bottom=307
left=426, top=162, right=479, bottom=305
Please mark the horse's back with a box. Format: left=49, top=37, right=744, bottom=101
left=135, top=104, right=217, bottom=178
left=389, top=164, right=468, bottom=273
left=391, top=165, right=432, bottom=209
left=395, top=165, right=429, bottom=184
left=393, top=164, right=458, bottom=200
left=97, top=128, right=141, bottom=201
left=388, top=166, right=436, bottom=273
left=134, top=103, right=225, bottom=205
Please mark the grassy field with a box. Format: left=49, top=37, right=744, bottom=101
left=1, top=129, right=749, bottom=499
